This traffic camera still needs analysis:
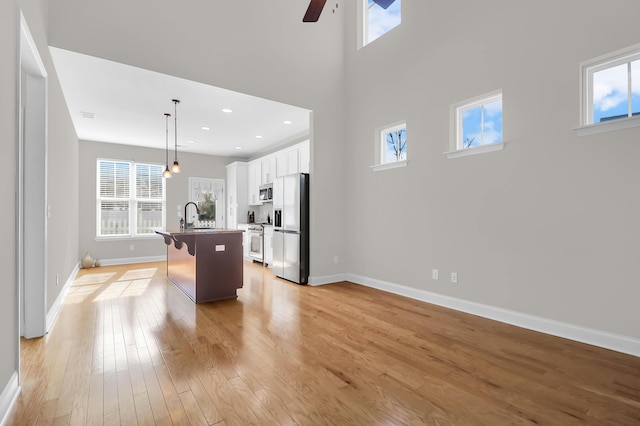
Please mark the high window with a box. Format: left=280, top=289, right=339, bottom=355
left=576, top=43, right=640, bottom=136
left=372, top=121, right=407, bottom=171
left=97, top=159, right=165, bottom=237
left=448, top=91, right=504, bottom=158
left=362, top=0, right=402, bottom=46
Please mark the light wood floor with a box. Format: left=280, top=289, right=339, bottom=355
left=7, top=261, right=640, bottom=425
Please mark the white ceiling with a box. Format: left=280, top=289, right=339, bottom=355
left=49, top=47, right=311, bottom=158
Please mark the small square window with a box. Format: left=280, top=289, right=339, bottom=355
left=575, top=43, right=640, bottom=136
left=371, top=121, right=407, bottom=171
left=447, top=91, right=504, bottom=158
left=586, top=53, right=640, bottom=124
left=382, top=124, right=407, bottom=163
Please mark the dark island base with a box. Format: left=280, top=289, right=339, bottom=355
left=156, top=229, right=244, bottom=303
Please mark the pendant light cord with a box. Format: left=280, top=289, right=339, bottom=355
left=171, top=99, right=181, bottom=173
left=165, top=113, right=170, bottom=165
left=163, top=113, right=172, bottom=178
left=173, top=99, right=179, bottom=160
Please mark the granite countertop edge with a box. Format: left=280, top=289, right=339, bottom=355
left=155, top=228, right=244, bottom=236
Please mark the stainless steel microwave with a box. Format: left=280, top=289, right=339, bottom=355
left=259, top=183, right=273, bottom=202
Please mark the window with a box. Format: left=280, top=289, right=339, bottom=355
left=361, top=0, right=402, bottom=47
left=371, top=121, right=407, bottom=171
left=97, top=159, right=165, bottom=237
left=447, top=91, right=504, bottom=159
left=576, top=43, right=640, bottom=136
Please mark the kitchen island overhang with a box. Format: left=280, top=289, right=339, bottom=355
left=155, top=228, right=244, bottom=303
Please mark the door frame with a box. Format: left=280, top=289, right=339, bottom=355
left=18, top=11, right=48, bottom=340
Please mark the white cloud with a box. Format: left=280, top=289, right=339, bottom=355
left=483, top=100, right=502, bottom=117
left=482, top=120, right=502, bottom=145
left=593, top=63, right=628, bottom=112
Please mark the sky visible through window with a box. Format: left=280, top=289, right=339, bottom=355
left=593, top=60, right=640, bottom=123
left=384, top=126, right=406, bottom=163
left=367, top=0, right=401, bottom=44
left=461, top=100, right=502, bottom=149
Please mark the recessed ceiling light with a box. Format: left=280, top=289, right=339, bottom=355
left=283, top=120, right=292, bottom=124
left=201, top=126, right=210, bottom=130
left=222, top=108, right=233, bottom=113
left=255, top=135, right=263, bottom=139
left=187, top=140, right=195, bottom=144
left=235, top=146, right=242, bottom=150
left=80, top=111, right=95, bottom=119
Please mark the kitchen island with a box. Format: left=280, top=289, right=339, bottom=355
left=155, top=228, right=244, bottom=303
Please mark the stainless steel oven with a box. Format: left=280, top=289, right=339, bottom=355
left=248, top=225, right=264, bottom=262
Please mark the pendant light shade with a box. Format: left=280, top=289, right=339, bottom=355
left=171, top=99, right=182, bottom=173
left=163, top=113, right=172, bottom=179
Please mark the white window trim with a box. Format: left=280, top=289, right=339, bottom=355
left=447, top=89, right=504, bottom=159
left=371, top=120, right=407, bottom=171
left=370, top=160, right=408, bottom=172
left=96, top=159, right=166, bottom=239
left=445, top=142, right=505, bottom=159
left=575, top=42, right=640, bottom=136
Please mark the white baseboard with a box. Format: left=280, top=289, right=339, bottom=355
left=46, top=262, right=81, bottom=333
left=309, top=273, right=348, bottom=286
left=0, top=371, right=20, bottom=426
left=346, top=273, right=640, bottom=358
left=97, top=255, right=166, bottom=266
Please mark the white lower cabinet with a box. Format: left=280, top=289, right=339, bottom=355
left=263, top=225, right=273, bottom=267
left=237, top=224, right=250, bottom=260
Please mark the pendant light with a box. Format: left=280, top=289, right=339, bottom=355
left=163, top=113, right=172, bottom=178
left=171, top=99, right=182, bottom=173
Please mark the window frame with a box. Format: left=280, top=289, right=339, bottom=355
left=96, top=158, right=166, bottom=239
left=575, top=42, right=640, bottom=136
left=371, top=120, right=408, bottom=172
left=447, top=90, right=505, bottom=159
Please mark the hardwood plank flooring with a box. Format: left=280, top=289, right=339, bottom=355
left=7, top=261, right=640, bottom=425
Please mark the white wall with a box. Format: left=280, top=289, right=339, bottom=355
left=1, top=0, right=80, bottom=416
left=47, top=0, right=640, bottom=349
left=0, top=0, right=19, bottom=403
left=49, top=0, right=349, bottom=281
left=78, top=140, right=242, bottom=262
left=19, top=0, right=80, bottom=315
left=345, top=0, right=640, bottom=339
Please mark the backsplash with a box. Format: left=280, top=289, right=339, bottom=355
left=246, top=203, right=273, bottom=224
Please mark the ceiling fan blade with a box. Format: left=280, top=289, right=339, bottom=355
left=372, top=0, right=396, bottom=9
left=303, top=0, right=327, bottom=22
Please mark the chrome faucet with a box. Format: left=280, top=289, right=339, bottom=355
left=184, top=202, right=200, bottom=228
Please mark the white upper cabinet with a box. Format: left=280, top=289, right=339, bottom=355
left=276, top=148, right=299, bottom=178
left=247, top=160, right=261, bottom=205
left=261, top=155, right=276, bottom=184
left=299, top=142, right=310, bottom=173
left=246, top=141, right=310, bottom=206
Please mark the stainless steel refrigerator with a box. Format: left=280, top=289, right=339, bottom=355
left=273, top=173, right=309, bottom=284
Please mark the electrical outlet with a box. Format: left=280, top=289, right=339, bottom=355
left=130, top=244, right=135, bottom=251
left=333, top=256, right=339, bottom=264
left=432, top=269, right=439, bottom=280
left=451, top=272, right=458, bottom=284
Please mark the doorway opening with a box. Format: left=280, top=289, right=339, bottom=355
left=18, top=11, right=48, bottom=340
